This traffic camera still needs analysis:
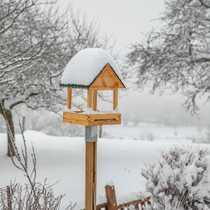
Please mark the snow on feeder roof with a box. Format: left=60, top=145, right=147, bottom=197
left=60, top=48, right=125, bottom=89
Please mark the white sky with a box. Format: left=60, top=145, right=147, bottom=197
left=57, top=0, right=165, bottom=55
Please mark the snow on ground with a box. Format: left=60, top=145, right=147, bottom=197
left=103, top=124, right=209, bottom=142
left=0, top=125, right=209, bottom=209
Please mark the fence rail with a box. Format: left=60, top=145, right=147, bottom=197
left=93, top=185, right=151, bottom=210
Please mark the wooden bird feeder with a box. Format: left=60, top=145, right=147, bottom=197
left=60, top=48, right=126, bottom=126
left=60, top=48, right=125, bottom=210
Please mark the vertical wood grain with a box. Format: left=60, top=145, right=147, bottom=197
left=93, top=141, right=97, bottom=209
left=67, top=87, right=72, bottom=109
left=85, top=141, right=97, bottom=210
left=87, top=89, right=92, bottom=108
left=86, top=141, right=94, bottom=210
left=92, top=90, right=97, bottom=111
left=113, top=89, right=118, bottom=110
left=105, top=185, right=118, bottom=210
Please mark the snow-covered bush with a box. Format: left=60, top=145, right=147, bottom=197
left=142, top=145, right=210, bottom=210
left=0, top=116, right=75, bottom=210
left=0, top=181, right=75, bottom=210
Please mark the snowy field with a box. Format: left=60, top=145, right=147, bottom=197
left=0, top=124, right=209, bottom=209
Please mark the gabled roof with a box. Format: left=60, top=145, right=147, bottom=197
left=89, top=64, right=125, bottom=89
left=60, top=48, right=125, bottom=89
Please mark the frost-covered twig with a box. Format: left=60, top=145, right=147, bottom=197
left=142, top=144, right=210, bottom=210
left=1, top=105, right=75, bottom=209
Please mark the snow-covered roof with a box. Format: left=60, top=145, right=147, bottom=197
left=60, top=48, right=125, bottom=89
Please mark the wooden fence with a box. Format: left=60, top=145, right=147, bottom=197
left=94, top=185, right=151, bottom=210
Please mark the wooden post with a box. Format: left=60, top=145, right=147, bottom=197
left=113, top=89, right=118, bottom=110
left=86, top=142, right=94, bottom=210
left=87, top=89, right=92, bottom=108
left=86, top=89, right=97, bottom=210
left=92, top=90, right=97, bottom=209
left=105, top=185, right=118, bottom=210
left=85, top=140, right=97, bottom=210
left=67, top=87, right=72, bottom=109
left=93, top=90, right=97, bottom=111
left=93, top=141, right=97, bottom=209
left=93, top=90, right=97, bottom=210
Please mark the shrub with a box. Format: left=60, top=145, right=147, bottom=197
left=0, top=180, right=75, bottom=210
left=0, top=112, right=75, bottom=210
left=142, top=145, right=210, bottom=210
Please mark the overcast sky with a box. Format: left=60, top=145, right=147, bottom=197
left=57, top=0, right=165, bottom=55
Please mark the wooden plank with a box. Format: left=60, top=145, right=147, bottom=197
left=91, top=79, right=116, bottom=89
left=84, top=197, right=151, bottom=210
left=113, top=89, right=118, bottom=110
left=63, top=118, right=121, bottom=126
left=88, top=114, right=121, bottom=121
left=86, top=142, right=94, bottom=210
left=62, top=118, right=89, bottom=126
left=106, top=65, right=125, bottom=88
left=63, top=112, right=89, bottom=121
left=93, top=90, right=97, bottom=111
left=90, top=65, right=120, bottom=89
left=93, top=141, right=97, bottom=209
left=64, top=112, right=121, bottom=120
left=101, top=78, right=107, bottom=87
left=96, top=203, right=107, bottom=210
left=117, top=197, right=151, bottom=209
left=91, top=63, right=125, bottom=89
left=87, top=89, right=92, bottom=108
left=74, top=111, right=84, bottom=113
left=87, top=120, right=121, bottom=126
left=105, top=185, right=118, bottom=210
left=63, top=112, right=121, bottom=126
left=67, top=87, right=72, bottom=109
left=101, top=71, right=116, bottom=87
left=90, top=78, right=103, bottom=87
left=90, top=69, right=106, bottom=88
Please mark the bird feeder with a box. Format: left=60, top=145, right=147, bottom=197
left=60, top=48, right=125, bottom=210
left=60, top=48, right=126, bottom=126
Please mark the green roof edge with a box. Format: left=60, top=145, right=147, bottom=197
left=59, top=84, right=89, bottom=89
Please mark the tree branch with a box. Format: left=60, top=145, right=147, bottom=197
left=199, top=0, right=210, bottom=8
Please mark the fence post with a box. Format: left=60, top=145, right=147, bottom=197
left=105, top=185, right=118, bottom=210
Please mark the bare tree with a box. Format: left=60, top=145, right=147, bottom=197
left=126, top=0, right=210, bottom=114
left=0, top=0, right=113, bottom=156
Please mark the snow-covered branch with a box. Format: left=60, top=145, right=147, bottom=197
left=126, top=0, right=210, bottom=113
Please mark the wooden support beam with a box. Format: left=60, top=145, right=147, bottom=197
left=113, top=89, right=118, bottom=110
left=93, top=90, right=97, bottom=111
left=93, top=141, right=97, bottom=209
left=105, top=185, right=118, bottom=210
left=87, top=89, right=92, bottom=108
left=85, top=141, right=97, bottom=210
left=86, top=142, right=94, bottom=210
left=67, top=87, right=72, bottom=109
